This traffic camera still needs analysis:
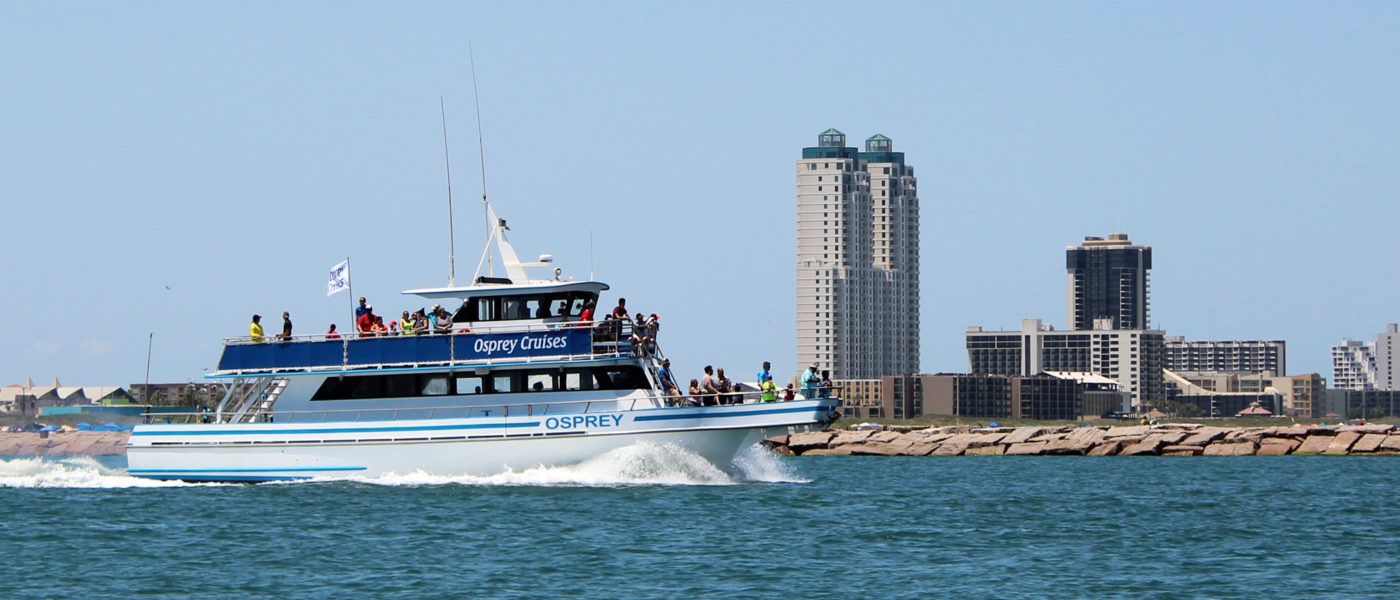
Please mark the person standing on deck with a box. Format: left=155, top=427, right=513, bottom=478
left=760, top=374, right=777, bottom=402
left=757, top=361, right=772, bottom=385
left=249, top=314, right=265, bottom=342
left=801, top=363, right=821, bottom=399
left=611, top=297, right=628, bottom=320
left=275, top=312, right=293, bottom=341
left=656, top=358, right=680, bottom=401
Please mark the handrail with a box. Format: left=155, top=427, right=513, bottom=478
left=230, top=318, right=626, bottom=346
left=140, top=391, right=837, bottom=424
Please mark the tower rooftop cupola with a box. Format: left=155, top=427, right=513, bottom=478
left=865, top=134, right=892, bottom=152
left=818, top=128, right=846, bottom=147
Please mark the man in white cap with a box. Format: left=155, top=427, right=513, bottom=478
left=801, top=362, right=821, bottom=399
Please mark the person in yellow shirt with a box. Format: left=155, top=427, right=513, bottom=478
left=250, top=314, right=265, bottom=342
left=760, top=374, right=777, bottom=402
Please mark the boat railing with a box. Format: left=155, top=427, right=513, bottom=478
left=144, top=390, right=835, bottom=425
left=214, top=317, right=663, bottom=376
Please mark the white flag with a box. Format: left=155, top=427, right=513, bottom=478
left=327, top=260, right=350, bottom=297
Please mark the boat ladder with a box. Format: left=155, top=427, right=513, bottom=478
left=216, top=377, right=290, bottom=423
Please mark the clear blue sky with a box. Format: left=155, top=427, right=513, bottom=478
left=2, top=2, right=1396, bottom=387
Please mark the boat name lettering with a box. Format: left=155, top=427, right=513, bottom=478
left=544, top=415, right=625, bottom=430
left=473, top=333, right=570, bottom=356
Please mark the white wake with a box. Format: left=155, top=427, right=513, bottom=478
left=0, top=456, right=194, bottom=489
left=350, top=442, right=810, bottom=487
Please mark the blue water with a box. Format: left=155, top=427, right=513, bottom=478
left=3, top=447, right=1398, bottom=599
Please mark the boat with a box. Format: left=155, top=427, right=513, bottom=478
left=126, top=204, right=841, bottom=482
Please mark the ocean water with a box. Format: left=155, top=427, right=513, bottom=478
left=3, top=446, right=1399, bottom=599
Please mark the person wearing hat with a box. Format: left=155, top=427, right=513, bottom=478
left=656, top=358, right=679, bottom=401
left=249, top=314, right=265, bottom=343
left=801, top=362, right=821, bottom=399
left=357, top=304, right=375, bottom=334
left=760, top=373, right=777, bottom=403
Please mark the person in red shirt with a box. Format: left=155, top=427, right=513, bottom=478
left=578, top=300, right=595, bottom=325
left=611, top=297, right=628, bottom=319
left=357, top=305, right=375, bottom=335
left=325, top=324, right=340, bottom=339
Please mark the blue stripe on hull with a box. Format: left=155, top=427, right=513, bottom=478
left=632, top=405, right=820, bottom=422
left=132, top=421, right=540, bottom=437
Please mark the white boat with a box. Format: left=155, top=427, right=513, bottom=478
left=127, top=205, right=840, bottom=482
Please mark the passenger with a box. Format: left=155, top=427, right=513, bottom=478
left=371, top=315, right=388, bottom=335
left=700, top=365, right=720, bottom=406
left=356, top=305, right=375, bottom=335
left=275, top=312, right=293, bottom=341
left=760, top=374, right=777, bottom=402
left=757, top=361, right=772, bottom=385
left=801, top=362, right=821, bottom=399
left=646, top=314, right=660, bottom=345
left=355, top=297, right=369, bottom=320
left=611, top=297, right=629, bottom=320
left=249, top=314, right=265, bottom=342
left=433, top=305, right=454, bottom=334
left=578, top=300, right=595, bottom=325
left=325, top=324, right=340, bottom=340
left=819, top=370, right=833, bottom=398
left=388, top=319, right=400, bottom=335
left=656, top=358, right=680, bottom=399
left=783, top=383, right=795, bottom=402
left=630, top=313, right=652, bottom=355
left=687, top=379, right=703, bottom=407
left=411, top=309, right=429, bottom=335
left=400, top=311, right=417, bottom=336
left=716, top=367, right=734, bottom=404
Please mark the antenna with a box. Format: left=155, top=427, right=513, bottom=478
left=440, top=97, right=456, bottom=286
left=589, top=230, right=595, bottom=281
left=470, top=43, right=491, bottom=276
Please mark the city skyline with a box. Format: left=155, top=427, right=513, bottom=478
left=1, top=3, right=1396, bottom=386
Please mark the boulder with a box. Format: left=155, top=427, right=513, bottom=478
left=830, top=430, right=875, bottom=446
left=1044, top=438, right=1094, bottom=455
left=968, top=432, right=1009, bottom=447
left=1379, top=436, right=1400, bottom=452
left=767, top=444, right=792, bottom=456
left=850, top=442, right=905, bottom=456
left=800, top=445, right=855, bottom=456
left=1225, top=428, right=1269, bottom=443
left=1005, top=442, right=1048, bottom=456
left=1156, top=431, right=1188, bottom=445
left=1028, top=432, right=1069, bottom=443
left=1324, top=431, right=1362, bottom=454
left=1305, top=426, right=1339, bottom=436
left=1086, top=441, right=1120, bottom=456
left=1294, top=435, right=1334, bottom=454
left=965, top=445, right=1006, bottom=456
left=1350, top=434, right=1388, bottom=453
left=1341, top=424, right=1396, bottom=435
left=1104, top=426, right=1151, bottom=439
left=765, top=434, right=790, bottom=447
left=900, top=442, right=940, bottom=456
left=788, top=431, right=835, bottom=453
left=1271, top=426, right=1310, bottom=438
left=930, top=434, right=977, bottom=456
left=1203, top=441, right=1257, bottom=456
left=1067, top=427, right=1107, bottom=444
left=1119, top=434, right=1166, bottom=456
left=1161, top=445, right=1202, bottom=456
left=1001, top=427, right=1045, bottom=445
left=1180, top=428, right=1228, bottom=446
left=1257, top=438, right=1300, bottom=456
left=867, top=430, right=905, bottom=444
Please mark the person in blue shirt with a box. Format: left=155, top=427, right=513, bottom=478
left=757, top=361, right=771, bottom=386
left=800, top=363, right=820, bottom=399
left=656, top=358, right=679, bottom=401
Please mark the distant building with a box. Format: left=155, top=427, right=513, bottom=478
left=1165, top=370, right=1324, bottom=418
left=1329, top=389, right=1400, bottom=419
left=796, top=129, right=919, bottom=380
left=1, top=379, right=135, bottom=415
left=1332, top=324, right=1397, bottom=391
left=1066, top=234, right=1151, bottom=331
left=966, top=319, right=1165, bottom=409
left=129, top=382, right=231, bottom=408
left=1164, top=337, right=1286, bottom=375
left=842, top=372, right=1126, bottom=421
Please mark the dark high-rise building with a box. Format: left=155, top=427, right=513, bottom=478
left=1066, top=233, right=1151, bottom=331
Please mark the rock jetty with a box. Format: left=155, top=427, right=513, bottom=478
left=0, top=431, right=130, bottom=456
left=766, top=423, right=1400, bottom=457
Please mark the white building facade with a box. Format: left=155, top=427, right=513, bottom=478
left=1334, top=324, right=1400, bottom=391
left=966, top=319, right=1165, bottom=409
left=796, top=129, right=919, bottom=379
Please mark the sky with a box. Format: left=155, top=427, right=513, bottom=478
left=2, top=1, right=1397, bottom=387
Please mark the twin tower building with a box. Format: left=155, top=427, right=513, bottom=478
left=795, top=129, right=1160, bottom=408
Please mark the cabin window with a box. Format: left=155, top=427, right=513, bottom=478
left=455, top=375, right=484, bottom=395
left=420, top=375, right=450, bottom=396
left=491, top=373, right=516, bottom=393
left=563, top=371, right=592, bottom=391
left=526, top=372, right=554, bottom=392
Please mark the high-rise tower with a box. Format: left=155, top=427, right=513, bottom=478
left=1066, top=234, right=1151, bottom=331
left=796, top=129, right=919, bottom=379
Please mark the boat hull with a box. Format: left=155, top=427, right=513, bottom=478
left=127, top=400, right=838, bottom=482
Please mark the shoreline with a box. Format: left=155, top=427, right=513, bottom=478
left=0, top=431, right=130, bottom=456
left=767, top=423, right=1400, bottom=456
